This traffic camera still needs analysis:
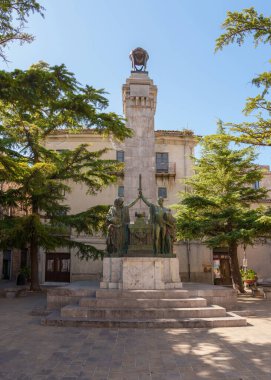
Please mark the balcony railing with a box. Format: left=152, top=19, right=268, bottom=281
left=155, top=162, right=176, bottom=176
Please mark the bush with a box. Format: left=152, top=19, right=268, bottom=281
left=19, top=266, right=31, bottom=281
left=240, top=268, right=257, bottom=280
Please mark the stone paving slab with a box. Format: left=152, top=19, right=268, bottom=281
left=0, top=292, right=271, bottom=379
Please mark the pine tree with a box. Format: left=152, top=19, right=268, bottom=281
left=0, top=0, right=44, bottom=62
left=216, top=8, right=271, bottom=146
left=175, top=122, right=271, bottom=292
left=0, top=62, right=132, bottom=290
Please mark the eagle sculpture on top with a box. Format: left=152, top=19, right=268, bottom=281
left=129, top=47, right=149, bottom=72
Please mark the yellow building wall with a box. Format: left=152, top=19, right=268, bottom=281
left=43, top=132, right=271, bottom=283
left=44, top=131, right=196, bottom=211
left=42, top=131, right=199, bottom=282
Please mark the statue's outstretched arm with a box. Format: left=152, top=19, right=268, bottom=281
left=140, top=192, right=152, bottom=207
left=126, top=195, right=140, bottom=208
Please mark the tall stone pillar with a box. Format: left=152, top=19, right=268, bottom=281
left=122, top=49, right=157, bottom=218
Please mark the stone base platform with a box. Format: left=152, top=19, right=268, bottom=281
left=182, top=282, right=238, bottom=310
left=46, top=283, right=97, bottom=310
left=100, top=257, right=182, bottom=290
left=42, top=284, right=246, bottom=328
left=43, top=311, right=246, bottom=328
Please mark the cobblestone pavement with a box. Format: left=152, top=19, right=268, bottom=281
left=1, top=292, right=271, bottom=380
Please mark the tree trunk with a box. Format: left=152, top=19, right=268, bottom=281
left=30, top=196, right=41, bottom=291
left=229, top=242, right=244, bottom=293
left=30, top=235, right=41, bottom=291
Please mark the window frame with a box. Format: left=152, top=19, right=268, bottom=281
left=158, top=187, right=167, bottom=199
left=118, top=185, right=124, bottom=197
left=156, top=152, right=169, bottom=173
left=116, top=150, right=125, bottom=162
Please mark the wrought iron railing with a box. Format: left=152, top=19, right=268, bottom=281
left=155, top=162, right=176, bottom=175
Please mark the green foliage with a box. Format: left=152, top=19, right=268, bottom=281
left=175, top=124, right=270, bottom=245
left=0, top=206, right=110, bottom=261
left=19, top=265, right=31, bottom=280
left=216, top=8, right=271, bottom=146
left=0, top=62, right=132, bottom=289
left=0, top=0, right=44, bottom=61
left=215, top=8, right=271, bottom=51
left=174, top=123, right=271, bottom=291
left=240, top=268, right=257, bottom=281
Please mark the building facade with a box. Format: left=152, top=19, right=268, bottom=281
left=42, top=126, right=197, bottom=283
left=40, top=65, right=199, bottom=284
left=2, top=52, right=271, bottom=286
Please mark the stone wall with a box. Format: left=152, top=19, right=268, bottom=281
left=175, top=241, right=213, bottom=284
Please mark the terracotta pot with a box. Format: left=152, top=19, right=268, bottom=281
left=243, top=279, right=256, bottom=285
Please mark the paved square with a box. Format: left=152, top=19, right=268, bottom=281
left=0, top=292, right=271, bottom=379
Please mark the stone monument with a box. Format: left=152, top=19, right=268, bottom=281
left=122, top=47, right=157, bottom=219
left=102, top=179, right=181, bottom=289
left=100, top=49, right=182, bottom=290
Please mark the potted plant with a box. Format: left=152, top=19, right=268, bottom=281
left=240, top=268, right=257, bottom=286
left=16, top=266, right=31, bottom=285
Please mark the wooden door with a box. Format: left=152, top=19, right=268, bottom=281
left=45, top=253, right=70, bottom=282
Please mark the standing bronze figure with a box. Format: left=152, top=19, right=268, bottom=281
left=106, top=196, right=139, bottom=256
left=139, top=193, right=168, bottom=254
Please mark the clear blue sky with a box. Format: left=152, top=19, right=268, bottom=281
left=3, top=0, right=271, bottom=164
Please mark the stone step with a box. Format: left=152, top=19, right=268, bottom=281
left=95, top=289, right=189, bottom=299
left=46, top=287, right=97, bottom=310
left=42, top=311, right=247, bottom=328
left=79, top=297, right=207, bottom=309
left=61, top=305, right=226, bottom=319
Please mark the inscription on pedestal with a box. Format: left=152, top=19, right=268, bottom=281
left=128, top=213, right=153, bottom=255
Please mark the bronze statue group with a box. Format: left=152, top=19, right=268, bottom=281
left=106, top=190, right=176, bottom=256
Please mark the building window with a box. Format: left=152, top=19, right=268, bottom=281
left=116, top=150, right=125, bottom=162
left=158, top=187, right=167, bottom=198
left=156, top=152, right=169, bottom=173
left=3, top=249, right=12, bottom=280
left=253, top=181, right=260, bottom=189
left=118, top=186, right=124, bottom=197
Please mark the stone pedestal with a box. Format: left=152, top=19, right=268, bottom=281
left=100, top=257, right=182, bottom=290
